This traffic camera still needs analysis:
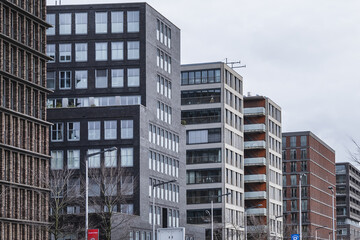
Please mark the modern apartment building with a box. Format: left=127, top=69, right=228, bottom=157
left=282, top=131, right=336, bottom=240
left=243, top=96, right=282, bottom=239
left=181, top=62, right=245, bottom=240
left=46, top=3, right=186, bottom=239
left=336, top=162, right=360, bottom=240
left=0, top=0, right=51, bottom=239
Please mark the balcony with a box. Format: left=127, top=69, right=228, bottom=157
left=246, top=208, right=266, bottom=216
left=244, top=141, right=266, bottom=149
left=245, top=191, right=266, bottom=200
left=244, top=174, right=266, bottom=183
left=244, top=157, right=266, bottom=166
left=244, top=107, right=265, bottom=116
left=244, top=124, right=266, bottom=133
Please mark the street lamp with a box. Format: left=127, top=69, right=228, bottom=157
left=244, top=204, right=263, bottom=240
left=299, top=173, right=306, bottom=240
left=209, top=192, right=232, bottom=240
left=85, top=147, right=117, bottom=240
left=315, top=226, right=327, bottom=240
left=328, top=186, right=335, bottom=240
left=152, top=179, right=176, bottom=240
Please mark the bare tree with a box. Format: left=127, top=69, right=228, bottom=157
left=246, top=215, right=268, bottom=240
left=46, top=169, right=83, bottom=240
left=87, top=165, right=136, bottom=240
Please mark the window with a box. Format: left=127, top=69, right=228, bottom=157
left=95, top=12, right=107, bottom=34
left=105, top=149, right=117, bottom=167
left=111, top=42, right=123, bottom=60
left=290, top=150, right=296, bottom=160
left=127, top=41, right=139, bottom=60
left=111, top=11, right=123, bottom=33
left=59, top=44, right=71, bottom=62
left=95, top=69, right=108, bottom=88
left=111, top=69, right=124, bottom=87
left=88, top=149, right=101, bottom=168
left=127, top=68, right=140, bottom=87
left=300, top=149, right=307, bottom=159
left=96, top=42, right=108, bottom=61
left=300, top=136, right=307, bottom=146
left=127, top=11, right=139, bottom=32
left=121, top=204, right=133, bottom=214
left=291, top=175, right=297, bottom=186
left=89, top=178, right=100, bottom=196
left=121, top=148, right=133, bottom=167
left=75, top=70, right=87, bottom=89
left=47, top=44, right=55, bottom=62
left=187, top=129, right=221, bottom=144
left=47, top=71, right=55, bottom=89
left=59, top=71, right=71, bottom=89
left=121, top=120, right=133, bottom=139
left=75, top=13, right=87, bottom=34
left=67, top=150, right=80, bottom=169
left=51, top=123, right=63, bottom=141
left=75, top=43, right=87, bottom=62
left=105, top=120, right=117, bottom=140
left=51, top=151, right=63, bottom=170
left=59, top=13, right=71, bottom=35
left=46, top=14, right=55, bottom=35
left=67, top=122, right=80, bottom=141
left=88, top=121, right=100, bottom=140
left=290, top=136, right=296, bottom=147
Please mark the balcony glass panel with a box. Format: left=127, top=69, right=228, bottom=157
left=244, top=107, right=265, bottom=115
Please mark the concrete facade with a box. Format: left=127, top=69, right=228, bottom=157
left=283, top=131, right=336, bottom=240
left=47, top=3, right=187, bottom=239
left=0, top=0, right=51, bottom=239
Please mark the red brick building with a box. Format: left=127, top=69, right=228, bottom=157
left=0, top=0, right=51, bottom=239
left=283, top=132, right=336, bottom=239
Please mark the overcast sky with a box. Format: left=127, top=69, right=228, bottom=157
left=47, top=0, right=360, bottom=163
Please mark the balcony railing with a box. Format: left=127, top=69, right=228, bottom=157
left=182, top=115, right=221, bottom=125
left=244, top=124, right=266, bottom=132
left=244, top=174, right=266, bottom=183
left=187, top=156, right=221, bottom=165
left=244, top=141, right=266, bottom=149
left=244, top=107, right=265, bottom=116
left=246, top=208, right=266, bottom=215
left=181, top=96, right=221, bottom=105
left=187, top=196, right=222, bottom=205
left=244, top=157, right=266, bottom=166
left=245, top=191, right=266, bottom=200
left=187, top=175, right=222, bottom=184
left=187, top=215, right=222, bottom=224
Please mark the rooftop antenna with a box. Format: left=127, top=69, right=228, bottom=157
left=225, top=58, right=246, bottom=69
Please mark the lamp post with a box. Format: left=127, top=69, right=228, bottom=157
left=328, top=186, right=335, bottom=240
left=315, top=226, right=327, bottom=240
left=244, top=204, right=263, bottom=240
left=209, top=192, right=232, bottom=240
left=152, top=179, right=176, bottom=240
left=299, top=173, right=306, bottom=240
left=85, top=147, right=117, bottom=240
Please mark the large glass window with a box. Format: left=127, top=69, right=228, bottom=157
left=51, top=123, right=63, bottom=141
left=127, top=68, right=140, bottom=87
left=290, top=136, right=296, bottom=147
left=95, top=69, right=108, bottom=88
left=88, top=149, right=101, bottom=168
left=181, top=69, right=221, bottom=85
left=75, top=43, right=87, bottom=62
left=67, top=122, right=80, bottom=141
left=111, top=69, right=124, bottom=87
left=121, top=176, right=133, bottom=195
left=187, top=128, right=221, bottom=144
left=186, top=169, right=222, bottom=184
left=105, top=120, right=117, bottom=140
left=300, top=136, right=307, bottom=146
left=127, top=41, right=139, bottom=60
left=121, top=148, right=133, bottom=167
left=186, top=149, right=221, bottom=164
left=111, top=11, right=123, bottom=33
left=59, top=71, right=71, bottom=89
left=47, top=71, right=55, bottom=90
left=95, top=12, right=107, bottom=34
left=75, top=13, right=87, bottom=34
left=181, top=88, right=221, bottom=105
left=59, top=44, right=71, bottom=62
left=46, top=44, right=55, bottom=62
left=121, top=120, right=133, bottom=139
left=46, top=14, right=55, bottom=35
left=105, top=149, right=117, bottom=167
left=67, top=150, right=80, bottom=169
left=51, top=150, right=63, bottom=170
left=75, top=70, right=87, bottom=89
left=96, top=42, right=108, bottom=61
left=111, top=42, right=123, bottom=60
left=88, top=121, right=100, bottom=140
left=127, top=11, right=139, bottom=32
left=182, top=108, right=221, bottom=125
left=59, top=13, right=71, bottom=35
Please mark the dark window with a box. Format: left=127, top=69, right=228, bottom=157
left=187, top=189, right=222, bottom=204
left=181, top=88, right=221, bottom=105
left=187, top=169, right=221, bottom=184
left=186, top=149, right=221, bottom=164
left=181, top=69, right=221, bottom=85
left=181, top=108, right=221, bottom=125
left=187, top=209, right=222, bottom=224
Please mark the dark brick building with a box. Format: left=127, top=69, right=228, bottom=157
left=0, top=0, right=51, bottom=239
left=283, top=131, right=336, bottom=239
left=46, top=3, right=186, bottom=239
